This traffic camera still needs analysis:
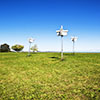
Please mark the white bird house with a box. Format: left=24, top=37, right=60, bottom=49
left=56, top=25, right=68, bottom=36
left=71, top=36, right=78, bottom=55
left=28, top=38, right=35, bottom=56
left=71, top=37, right=78, bottom=42
left=29, top=38, right=34, bottom=43
left=56, top=25, right=68, bottom=60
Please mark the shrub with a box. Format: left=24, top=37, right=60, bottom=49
left=0, top=43, right=10, bottom=52
left=12, top=44, right=24, bottom=52
left=31, top=44, right=38, bottom=52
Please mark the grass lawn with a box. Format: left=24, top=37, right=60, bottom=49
left=0, top=52, right=100, bottom=100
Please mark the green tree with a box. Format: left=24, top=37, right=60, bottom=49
left=0, top=43, right=10, bottom=52
left=11, top=44, right=24, bottom=52
left=31, top=44, right=38, bottom=52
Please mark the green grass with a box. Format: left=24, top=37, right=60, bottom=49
left=0, top=52, right=100, bottom=100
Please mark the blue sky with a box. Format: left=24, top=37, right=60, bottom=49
left=0, top=0, right=100, bottom=52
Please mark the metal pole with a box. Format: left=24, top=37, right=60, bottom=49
left=61, top=36, right=63, bottom=60
left=28, top=43, right=31, bottom=56
left=73, top=41, right=75, bottom=55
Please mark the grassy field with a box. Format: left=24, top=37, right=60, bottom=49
left=0, top=52, right=100, bottom=100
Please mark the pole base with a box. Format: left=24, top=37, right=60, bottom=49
left=27, top=54, right=31, bottom=57
left=61, top=58, right=64, bottom=61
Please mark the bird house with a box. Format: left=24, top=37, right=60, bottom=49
left=71, top=37, right=78, bottom=42
left=29, top=38, right=34, bottom=43
left=56, top=26, right=68, bottom=36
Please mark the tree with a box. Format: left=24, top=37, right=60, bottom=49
left=0, top=43, right=10, bottom=52
left=11, top=44, right=24, bottom=52
left=31, top=44, right=38, bottom=52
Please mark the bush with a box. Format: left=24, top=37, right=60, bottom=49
left=31, top=44, right=38, bottom=52
left=11, top=44, right=24, bottom=52
left=0, top=43, right=10, bottom=52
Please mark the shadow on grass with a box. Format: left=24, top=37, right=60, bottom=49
left=26, top=53, right=38, bottom=57
left=49, top=56, right=60, bottom=61
left=49, top=56, right=66, bottom=61
left=26, top=55, right=32, bottom=57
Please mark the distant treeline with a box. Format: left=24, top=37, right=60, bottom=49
left=0, top=43, right=38, bottom=52
left=0, top=43, right=24, bottom=52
